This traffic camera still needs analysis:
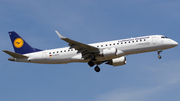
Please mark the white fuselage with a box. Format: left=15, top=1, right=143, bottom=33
left=15, top=35, right=178, bottom=64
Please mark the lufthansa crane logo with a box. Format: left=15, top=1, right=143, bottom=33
left=14, top=38, right=24, bottom=48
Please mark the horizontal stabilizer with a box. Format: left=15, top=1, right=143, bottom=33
left=3, top=50, right=28, bottom=58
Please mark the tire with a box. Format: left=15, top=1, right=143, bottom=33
left=158, top=55, right=162, bottom=59
left=94, top=66, right=100, bottom=72
left=88, top=61, right=95, bottom=67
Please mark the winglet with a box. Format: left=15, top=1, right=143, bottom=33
left=55, top=30, right=66, bottom=39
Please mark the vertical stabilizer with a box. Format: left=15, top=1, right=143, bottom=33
left=9, top=31, right=42, bottom=54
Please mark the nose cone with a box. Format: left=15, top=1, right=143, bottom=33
left=171, top=40, right=178, bottom=47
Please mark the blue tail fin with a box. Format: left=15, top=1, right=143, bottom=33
left=9, top=31, right=42, bottom=54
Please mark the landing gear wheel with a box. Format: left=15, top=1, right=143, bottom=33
left=158, top=55, right=162, bottom=59
left=88, top=61, right=95, bottom=67
left=94, top=66, right=100, bottom=72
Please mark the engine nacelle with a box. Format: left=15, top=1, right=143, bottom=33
left=100, top=48, right=124, bottom=57
left=106, top=56, right=126, bottom=66
left=100, top=48, right=116, bottom=57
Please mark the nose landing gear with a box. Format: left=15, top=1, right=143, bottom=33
left=157, top=50, right=162, bottom=59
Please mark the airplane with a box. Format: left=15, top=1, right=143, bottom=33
left=3, top=31, right=178, bottom=72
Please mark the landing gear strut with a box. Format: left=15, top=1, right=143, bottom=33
left=94, top=65, right=100, bottom=72
left=157, top=50, right=162, bottom=59
left=91, top=55, right=97, bottom=61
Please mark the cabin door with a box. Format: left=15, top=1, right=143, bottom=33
left=152, top=37, right=156, bottom=45
left=42, top=52, right=47, bottom=59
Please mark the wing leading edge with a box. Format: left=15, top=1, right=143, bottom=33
left=55, top=30, right=100, bottom=59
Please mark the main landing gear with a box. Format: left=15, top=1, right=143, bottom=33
left=88, top=60, right=101, bottom=72
left=157, top=50, right=162, bottom=59
left=87, top=55, right=100, bottom=72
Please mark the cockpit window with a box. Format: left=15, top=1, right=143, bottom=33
left=161, top=36, right=168, bottom=39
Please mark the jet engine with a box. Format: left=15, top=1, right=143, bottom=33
left=100, top=48, right=124, bottom=58
left=106, top=56, right=126, bottom=66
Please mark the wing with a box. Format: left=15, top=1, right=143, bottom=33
left=55, top=30, right=100, bottom=59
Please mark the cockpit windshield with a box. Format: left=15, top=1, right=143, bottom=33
left=161, top=36, right=169, bottom=39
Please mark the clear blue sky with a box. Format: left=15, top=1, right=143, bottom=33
left=0, top=0, right=180, bottom=101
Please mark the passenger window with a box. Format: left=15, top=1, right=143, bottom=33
left=49, top=52, right=51, bottom=54
left=64, top=50, right=66, bottom=52
left=113, top=43, right=115, bottom=45
left=110, top=44, right=111, bottom=46
left=129, top=41, right=130, bottom=43
left=117, top=43, right=119, bottom=45
left=101, top=45, right=103, bottom=47
left=53, top=52, right=55, bottom=54
left=106, top=44, right=108, bottom=46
